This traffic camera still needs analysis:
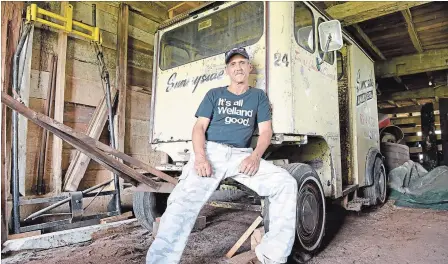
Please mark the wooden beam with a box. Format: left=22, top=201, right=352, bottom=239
left=401, top=126, right=441, bottom=134
left=410, top=145, right=442, bottom=154
left=391, top=115, right=440, bottom=126
left=116, top=3, right=128, bottom=158
left=401, top=8, right=423, bottom=53
left=52, top=2, right=68, bottom=194
left=325, top=1, right=429, bottom=26
left=387, top=100, right=400, bottom=107
left=379, top=86, right=448, bottom=101
left=404, top=134, right=441, bottom=142
left=63, top=91, right=117, bottom=192
left=352, top=24, right=386, bottom=60
left=379, top=104, right=439, bottom=114
left=375, top=48, right=448, bottom=78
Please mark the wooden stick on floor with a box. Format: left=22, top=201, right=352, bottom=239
left=226, top=216, right=263, bottom=259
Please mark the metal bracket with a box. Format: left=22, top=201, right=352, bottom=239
left=70, top=191, right=84, bottom=222
left=26, top=3, right=101, bottom=43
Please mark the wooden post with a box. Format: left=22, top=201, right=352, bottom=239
left=52, top=2, right=69, bottom=194
left=116, top=4, right=128, bottom=154
left=421, top=103, right=439, bottom=170
left=1, top=0, right=25, bottom=246
left=440, top=98, right=448, bottom=166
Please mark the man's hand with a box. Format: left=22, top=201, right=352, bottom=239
left=194, top=155, right=213, bottom=177
left=239, top=153, right=261, bottom=176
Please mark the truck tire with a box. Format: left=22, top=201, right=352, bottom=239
left=132, top=192, right=168, bottom=232
left=263, top=163, right=326, bottom=254
left=362, top=157, right=387, bottom=205
left=133, top=189, right=246, bottom=231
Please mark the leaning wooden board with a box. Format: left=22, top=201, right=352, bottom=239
left=1, top=91, right=178, bottom=190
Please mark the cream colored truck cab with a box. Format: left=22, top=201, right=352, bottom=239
left=134, top=1, right=386, bottom=256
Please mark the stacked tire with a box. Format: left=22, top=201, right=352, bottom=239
left=380, top=142, right=410, bottom=173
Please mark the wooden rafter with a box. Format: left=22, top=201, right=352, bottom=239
left=325, top=1, right=429, bottom=26
left=401, top=8, right=423, bottom=53
left=351, top=24, right=386, bottom=60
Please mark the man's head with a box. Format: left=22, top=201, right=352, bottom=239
left=225, top=47, right=253, bottom=84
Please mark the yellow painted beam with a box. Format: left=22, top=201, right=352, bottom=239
left=326, top=1, right=429, bottom=26
left=375, top=48, right=448, bottom=78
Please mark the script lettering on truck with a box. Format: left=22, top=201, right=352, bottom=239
left=166, top=70, right=225, bottom=93
left=355, top=69, right=374, bottom=106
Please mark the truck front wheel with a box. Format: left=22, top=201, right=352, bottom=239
left=263, top=163, right=326, bottom=256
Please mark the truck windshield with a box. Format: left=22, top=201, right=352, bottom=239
left=159, top=2, right=264, bottom=70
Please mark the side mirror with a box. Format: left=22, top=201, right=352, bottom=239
left=318, top=20, right=343, bottom=52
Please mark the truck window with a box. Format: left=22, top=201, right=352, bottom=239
left=317, top=18, right=335, bottom=65
left=159, top=2, right=264, bottom=70
left=294, top=2, right=314, bottom=53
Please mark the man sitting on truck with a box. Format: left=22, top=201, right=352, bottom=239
left=147, top=47, right=298, bottom=264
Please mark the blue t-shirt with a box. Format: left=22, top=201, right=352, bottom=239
left=195, top=86, right=271, bottom=148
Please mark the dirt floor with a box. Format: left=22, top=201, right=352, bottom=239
left=2, top=202, right=448, bottom=264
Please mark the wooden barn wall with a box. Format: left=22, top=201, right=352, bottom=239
left=26, top=1, right=161, bottom=194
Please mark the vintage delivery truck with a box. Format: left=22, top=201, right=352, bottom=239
left=133, top=1, right=386, bottom=257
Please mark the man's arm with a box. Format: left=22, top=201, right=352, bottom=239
left=252, top=120, right=273, bottom=159
left=192, top=117, right=212, bottom=177
left=239, top=120, right=272, bottom=176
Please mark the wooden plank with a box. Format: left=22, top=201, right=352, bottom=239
left=116, top=4, right=129, bottom=154
left=74, top=2, right=155, bottom=46
left=65, top=76, right=107, bottom=107
left=100, top=211, right=133, bottom=224
left=18, top=26, right=34, bottom=195
left=52, top=1, right=69, bottom=194
left=129, top=11, right=159, bottom=34
left=410, top=144, right=442, bottom=154
left=124, top=1, right=169, bottom=23
left=63, top=91, right=117, bottom=192
left=7, top=230, right=41, bottom=240
left=404, top=134, right=441, bottom=142
left=1, top=91, right=165, bottom=189
left=325, top=1, right=429, bottom=26
left=375, top=48, right=448, bottom=78
left=126, top=90, right=151, bottom=121
left=225, top=216, right=263, bottom=258
left=391, top=115, right=440, bottom=126
left=379, top=86, right=448, bottom=101
left=30, top=70, right=109, bottom=107
left=351, top=24, right=386, bottom=60
left=250, top=227, right=265, bottom=251
left=378, top=104, right=439, bottom=114
left=401, top=125, right=440, bottom=134
left=37, top=55, right=57, bottom=195
left=401, top=9, right=423, bottom=53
